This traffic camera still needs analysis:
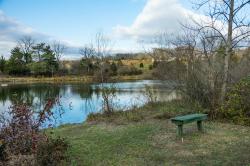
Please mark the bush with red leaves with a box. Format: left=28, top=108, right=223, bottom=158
left=0, top=98, right=61, bottom=159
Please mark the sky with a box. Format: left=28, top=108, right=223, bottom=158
left=0, top=0, right=197, bottom=59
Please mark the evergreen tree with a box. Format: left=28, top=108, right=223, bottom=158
left=7, top=47, right=29, bottom=75
left=0, top=56, right=6, bottom=73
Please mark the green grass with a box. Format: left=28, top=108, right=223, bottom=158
left=50, top=101, right=250, bottom=166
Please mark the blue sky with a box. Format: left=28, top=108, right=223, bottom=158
left=0, top=0, right=147, bottom=45
left=0, top=0, right=196, bottom=59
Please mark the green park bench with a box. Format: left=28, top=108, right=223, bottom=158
left=171, top=114, right=208, bottom=136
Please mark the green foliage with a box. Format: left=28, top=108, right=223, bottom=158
left=110, top=62, right=117, bottom=75
left=80, top=58, right=95, bottom=75
left=149, top=65, right=153, bottom=70
left=221, top=76, right=250, bottom=125
left=0, top=56, right=6, bottom=73
left=42, top=46, right=59, bottom=75
left=4, top=44, right=58, bottom=76
left=36, top=137, right=69, bottom=166
left=139, top=63, right=144, bottom=68
left=32, top=43, right=46, bottom=62
left=6, top=47, right=29, bottom=75
left=27, top=62, right=48, bottom=76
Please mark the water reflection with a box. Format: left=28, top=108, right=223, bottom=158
left=0, top=80, right=177, bottom=125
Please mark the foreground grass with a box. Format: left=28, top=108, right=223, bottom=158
left=51, top=102, right=250, bottom=165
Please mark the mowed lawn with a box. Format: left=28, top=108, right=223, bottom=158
left=51, top=102, right=250, bottom=166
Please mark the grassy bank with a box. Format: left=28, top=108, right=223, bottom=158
left=0, top=74, right=152, bottom=84
left=0, top=76, right=93, bottom=84
left=50, top=101, right=250, bottom=165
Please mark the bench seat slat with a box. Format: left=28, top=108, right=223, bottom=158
left=171, top=114, right=208, bottom=125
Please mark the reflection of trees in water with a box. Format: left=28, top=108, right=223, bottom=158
left=0, top=85, right=34, bottom=105
left=71, top=84, right=94, bottom=100
left=0, top=84, right=66, bottom=127
left=0, top=84, right=62, bottom=110
left=71, top=84, right=96, bottom=114
left=0, top=81, right=179, bottom=116
left=0, top=87, right=10, bottom=105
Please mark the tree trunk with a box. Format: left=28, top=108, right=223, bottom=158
left=220, top=0, right=234, bottom=103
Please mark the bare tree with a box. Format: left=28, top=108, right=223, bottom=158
left=52, top=41, right=66, bottom=63
left=94, top=31, right=115, bottom=114
left=79, top=44, right=96, bottom=73
left=150, top=28, right=225, bottom=111
left=79, top=44, right=95, bottom=59
left=95, top=31, right=113, bottom=82
left=191, top=0, right=250, bottom=103
left=18, top=36, right=35, bottom=63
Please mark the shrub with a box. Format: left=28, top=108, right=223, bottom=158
left=0, top=99, right=61, bottom=161
left=101, top=86, right=117, bottom=115
left=117, top=66, right=143, bottom=76
left=0, top=105, right=47, bottom=155
left=28, top=62, right=48, bottom=76
left=36, top=137, right=69, bottom=166
left=144, top=85, right=157, bottom=104
left=110, top=62, right=118, bottom=75
left=139, top=63, right=144, bottom=68
left=152, top=61, right=158, bottom=68
left=221, top=76, right=250, bottom=125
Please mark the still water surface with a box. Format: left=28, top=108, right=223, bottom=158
left=0, top=80, right=177, bottom=126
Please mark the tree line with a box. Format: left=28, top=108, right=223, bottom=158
left=0, top=36, right=64, bottom=76
left=0, top=36, right=145, bottom=77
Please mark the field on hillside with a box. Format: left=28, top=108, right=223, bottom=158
left=120, top=59, right=153, bottom=70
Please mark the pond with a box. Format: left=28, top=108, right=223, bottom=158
left=0, top=80, right=177, bottom=126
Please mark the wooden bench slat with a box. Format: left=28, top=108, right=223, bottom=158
left=171, top=114, right=207, bottom=124
left=171, top=114, right=208, bottom=136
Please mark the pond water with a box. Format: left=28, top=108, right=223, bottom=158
left=0, top=80, right=177, bottom=126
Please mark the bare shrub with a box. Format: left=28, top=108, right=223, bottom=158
left=144, top=85, right=158, bottom=104
left=117, top=66, right=143, bottom=76
left=101, top=85, right=117, bottom=115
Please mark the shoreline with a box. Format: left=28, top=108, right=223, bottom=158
left=0, top=75, right=154, bottom=84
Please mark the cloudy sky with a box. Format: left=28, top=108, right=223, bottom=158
left=0, top=0, right=197, bottom=59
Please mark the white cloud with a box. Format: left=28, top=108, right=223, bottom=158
left=113, top=0, right=200, bottom=41
left=0, top=10, right=83, bottom=59
left=0, top=10, right=50, bottom=56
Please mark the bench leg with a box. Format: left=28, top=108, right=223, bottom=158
left=197, top=121, right=203, bottom=132
left=178, top=125, right=183, bottom=136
